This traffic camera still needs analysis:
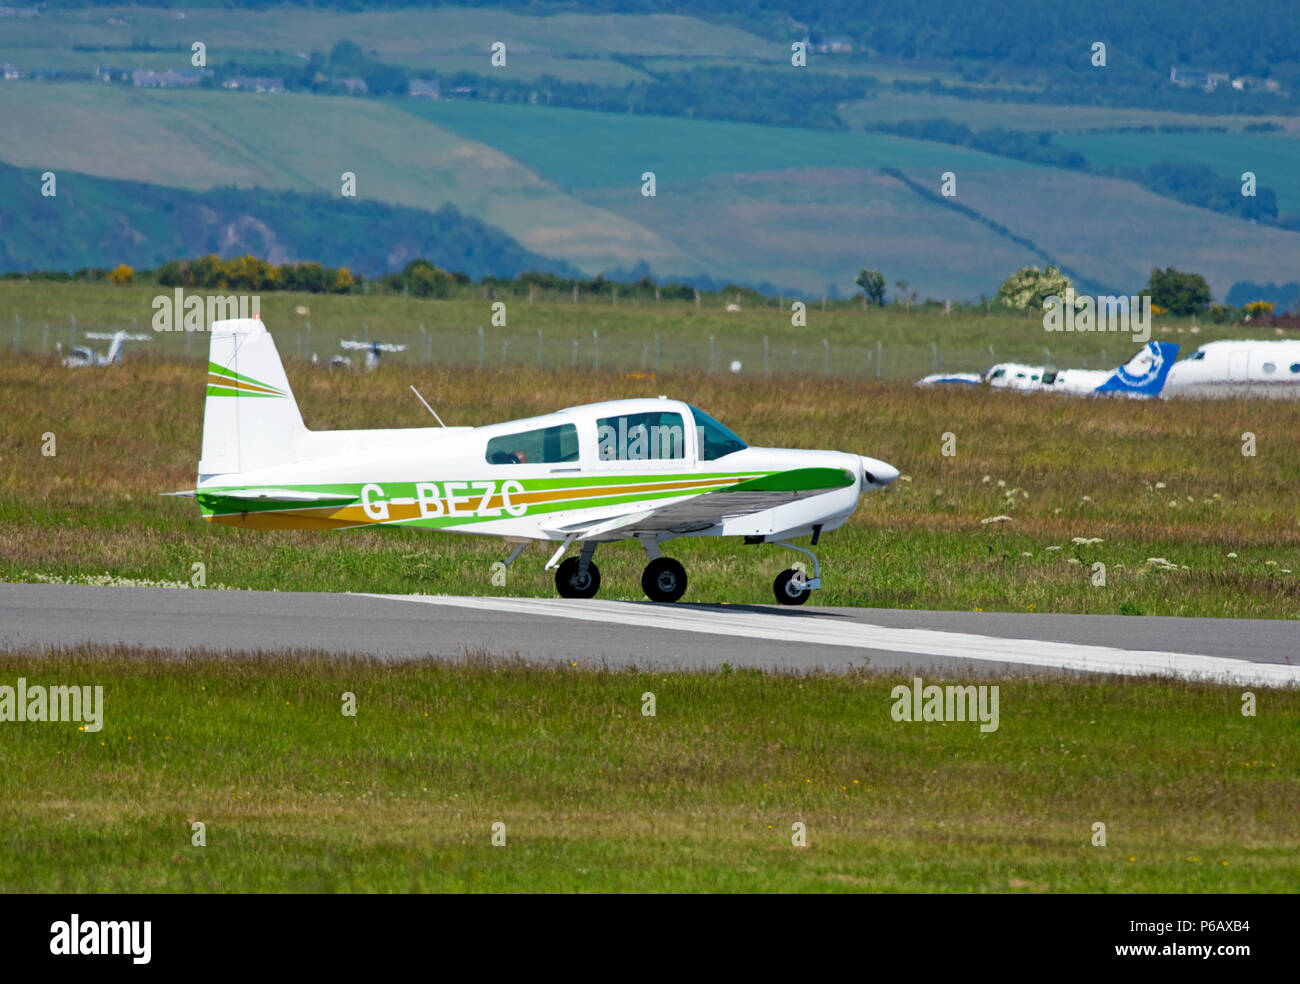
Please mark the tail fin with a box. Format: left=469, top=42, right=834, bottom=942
left=106, top=331, right=126, bottom=365
left=199, top=319, right=306, bottom=478
left=1095, top=342, right=1179, bottom=397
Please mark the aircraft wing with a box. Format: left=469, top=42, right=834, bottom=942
left=542, top=467, right=854, bottom=539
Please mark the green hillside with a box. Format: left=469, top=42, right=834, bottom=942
left=0, top=161, right=578, bottom=279
left=0, top=82, right=689, bottom=275
left=3, top=77, right=1298, bottom=298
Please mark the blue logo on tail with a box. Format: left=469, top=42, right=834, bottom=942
left=1096, top=342, right=1179, bottom=396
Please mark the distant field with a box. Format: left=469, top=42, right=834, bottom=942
left=2, top=344, right=1298, bottom=617
left=578, top=167, right=1041, bottom=300
left=1, top=646, right=1294, bottom=892
left=921, top=164, right=1300, bottom=299
left=396, top=98, right=1026, bottom=192
left=840, top=93, right=1300, bottom=134
left=0, top=6, right=777, bottom=61
left=1055, top=131, right=1300, bottom=212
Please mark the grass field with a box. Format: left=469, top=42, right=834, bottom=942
left=0, top=646, right=1295, bottom=892
left=0, top=6, right=777, bottom=62
left=2, top=336, right=1298, bottom=617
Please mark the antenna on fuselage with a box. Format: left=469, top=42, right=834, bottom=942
left=409, top=385, right=447, bottom=428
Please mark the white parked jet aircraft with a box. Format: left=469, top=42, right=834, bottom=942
left=984, top=342, right=1179, bottom=397
left=175, top=319, right=899, bottom=605
left=1162, top=340, right=1300, bottom=397
left=61, top=330, right=151, bottom=368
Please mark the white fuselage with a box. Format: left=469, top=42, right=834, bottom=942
left=986, top=363, right=1113, bottom=395
left=1163, top=340, right=1300, bottom=398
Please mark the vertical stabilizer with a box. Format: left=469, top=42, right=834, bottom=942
left=199, top=319, right=306, bottom=478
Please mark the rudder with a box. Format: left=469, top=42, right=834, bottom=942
left=1096, top=342, right=1179, bottom=397
left=200, top=319, right=306, bottom=478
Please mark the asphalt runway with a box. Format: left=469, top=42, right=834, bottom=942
left=1, top=583, right=1296, bottom=686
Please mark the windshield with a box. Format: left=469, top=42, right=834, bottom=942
left=690, top=406, right=747, bottom=460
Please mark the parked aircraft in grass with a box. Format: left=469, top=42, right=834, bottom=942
left=172, top=319, right=899, bottom=605
left=60, top=330, right=151, bottom=368
left=918, top=342, right=1179, bottom=397
left=1162, top=340, right=1300, bottom=397
left=331, top=339, right=407, bottom=371
left=985, top=342, right=1178, bottom=396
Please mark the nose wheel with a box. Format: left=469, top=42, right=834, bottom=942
left=642, top=557, right=688, bottom=603
left=773, top=568, right=812, bottom=605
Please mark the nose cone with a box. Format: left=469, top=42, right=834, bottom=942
left=859, top=455, right=899, bottom=487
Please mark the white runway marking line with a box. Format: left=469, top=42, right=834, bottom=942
left=356, top=594, right=1300, bottom=687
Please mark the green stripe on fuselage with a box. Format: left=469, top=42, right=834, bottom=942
left=195, top=472, right=769, bottom=524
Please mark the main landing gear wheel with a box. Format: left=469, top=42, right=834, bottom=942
left=774, top=568, right=812, bottom=606
left=555, top=557, right=600, bottom=599
left=642, top=557, right=688, bottom=603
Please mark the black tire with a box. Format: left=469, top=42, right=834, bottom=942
left=774, top=568, right=811, bottom=606
left=555, top=557, right=600, bottom=599
left=642, top=557, right=688, bottom=603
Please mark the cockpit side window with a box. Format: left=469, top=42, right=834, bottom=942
left=485, top=423, right=578, bottom=465
left=1191, top=351, right=1206, bottom=361
left=595, top=411, right=686, bottom=461
left=689, top=406, right=747, bottom=461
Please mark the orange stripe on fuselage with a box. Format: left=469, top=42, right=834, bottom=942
left=203, top=474, right=760, bottom=529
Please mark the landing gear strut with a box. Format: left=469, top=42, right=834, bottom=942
left=771, top=540, right=821, bottom=606
left=554, top=542, right=600, bottom=599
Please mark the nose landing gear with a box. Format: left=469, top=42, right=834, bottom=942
left=770, top=540, right=821, bottom=606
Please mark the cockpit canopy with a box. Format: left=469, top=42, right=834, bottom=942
left=482, top=403, right=748, bottom=465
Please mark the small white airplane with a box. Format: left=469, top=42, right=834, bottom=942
left=61, top=330, right=151, bottom=368
left=332, top=339, right=407, bottom=371
left=1163, top=340, right=1300, bottom=397
left=173, top=319, right=899, bottom=605
left=983, top=342, right=1179, bottom=397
